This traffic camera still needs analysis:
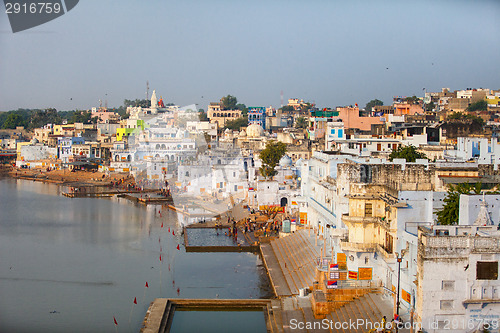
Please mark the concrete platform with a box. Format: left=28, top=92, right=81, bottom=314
left=141, top=298, right=283, bottom=333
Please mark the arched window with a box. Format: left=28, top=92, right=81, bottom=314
left=115, top=155, right=119, bottom=162
left=156, top=144, right=160, bottom=149
left=127, top=155, right=131, bottom=162
left=161, top=144, right=166, bottom=149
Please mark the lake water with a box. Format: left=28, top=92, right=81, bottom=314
left=170, top=310, right=267, bottom=333
left=0, top=178, right=271, bottom=333
left=185, top=227, right=248, bottom=247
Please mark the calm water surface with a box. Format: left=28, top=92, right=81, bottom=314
left=0, top=178, right=271, bottom=333
left=170, top=310, right=266, bottom=333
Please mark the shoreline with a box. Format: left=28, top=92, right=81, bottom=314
left=6, top=167, right=129, bottom=187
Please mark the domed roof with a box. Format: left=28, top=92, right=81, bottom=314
left=239, top=129, right=247, bottom=137
left=31, top=138, right=39, bottom=144
left=246, top=124, right=264, bottom=138
left=224, top=128, right=231, bottom=133
left=279, top=155, right=293, bottom=167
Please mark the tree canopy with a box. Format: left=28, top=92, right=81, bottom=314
left=259, top=141, right=287, bottom=179
left=447, top=112, right=484, bottom=127
left=389, top=145, right=427, bottom=162
left=424, top=101, right=435, bottom=111
left=70, top=110, right=98, bottom=124
left=198, top=109, right=208, bottom=121
left=280, top=105, right=294, bottom=112
left=224, top=116, right=248, bottom=130
left=124, top=99, right=150, bottom=108
left=295, top=116, right=308, bottom=129
left=436, top=183, right=482, bottom=225
left=221, top=95, right=238, bottom=110
left=466, top=100, right=487, bottom=112
left=2, top=113, right=26, bottom=129
left=235, top=103, right=248, bottom=116
left=365, top=99, right=383, bottom=111
left=404, top=96, right=420, bottom=104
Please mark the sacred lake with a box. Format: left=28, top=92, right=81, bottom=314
left=0, top=178, right=271, bottom=332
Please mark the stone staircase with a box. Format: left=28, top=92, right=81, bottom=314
left=270, top=229, right=319, bottom=295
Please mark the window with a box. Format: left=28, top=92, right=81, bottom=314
left=365, top=203, right=373, bottom=217
left=477, top=262, right=498, bottom=280
left=442, top=281, right=455, bottom=291
left=440, top=300, right=453, bottom=310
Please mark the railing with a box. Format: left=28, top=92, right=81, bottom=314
left=309, top=197, right=336, bottom=219
left=341, top=214, right=381, bottom=224
left=340, top=241, right=377, bottom=253
left=421, top=235, right=500, bottom=254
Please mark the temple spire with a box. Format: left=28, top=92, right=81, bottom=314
left=473, top=193, right=493, bottom=226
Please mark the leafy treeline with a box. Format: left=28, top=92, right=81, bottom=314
left=447, top=112, right=484, bottom=127
left=436, top=183, right=481, bottom=225
left=0, top=98, right=167, bottom=130
left=220, top=95, right=248, bottom=115
left=0, top=108, right=101, bottom=130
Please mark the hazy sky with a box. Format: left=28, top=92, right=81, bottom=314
left=0, top=0, right=499, bottom=111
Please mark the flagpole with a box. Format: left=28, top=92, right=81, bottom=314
left=142, top=283, right=148, bottom=304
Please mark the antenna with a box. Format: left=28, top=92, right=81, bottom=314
left=280, top=90, right=284, bottom=107
left=146, top=81, right=149, bottom=101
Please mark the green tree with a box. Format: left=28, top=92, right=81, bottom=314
left=466, top=100, right=487, bottom=112
left=365, top=99, right=383, bottom=112
left=404, top=96, right=420, bottom=104
left=447, top=112, right=484, bottom=127
left=295, top=116, right=308, bottom=129
left=221, top=95, right=238, bottom=110
left=436, top=183, right=482, bottom=225
left=28, top=108, right=62, bottom=129
left=124, top=99, right=150, bottom=108
left=224, top=116, right=248, bottom=130
left=235, top=103, right=248, bottom=116
left=70, top=110, right=94, bottom=124
left=425, top=101, right=435, bottom=111
left=389, top=145, right=427, bottom=162
left=198, top=109, right=208, bottom=121
left=259, top=141, right=287, bottom=179
left=2, top=113, right=25, bottom=129
left=280, top=105, right=294, bottom=112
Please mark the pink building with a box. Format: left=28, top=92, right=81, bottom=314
left=91, top=108, right=120, bottom=124
left=336, top=106, right=385, bottom=131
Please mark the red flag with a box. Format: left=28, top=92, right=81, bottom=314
left=161, top=222, right=163, bottom=228
left=168, top=227, right=170, bottom=232
left=159, top=254, right=162, bottom=262
left=113, top=317, right=118, bottom=325
left=177, top=244, right=180, bottom=250
left=145, top=282, right=149, bottom=288
left=134, top=297, right=137, bottom=304
left=172, top=231, right=175, bottom=236
left=158, top=237, right=161, bottom=243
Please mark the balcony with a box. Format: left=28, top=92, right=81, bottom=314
left=340, top=241, right=376, bottom=253
left=341, top=214, right=380, bottom=225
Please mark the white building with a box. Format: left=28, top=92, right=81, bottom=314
left=417, top=221, right=500, bottom=333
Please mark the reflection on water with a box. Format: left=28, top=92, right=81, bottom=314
left=186, top=228, right=248, bottom=247
left=0, top=178, right=271, bottom=333
left=170, top=310, right=267, bottom=333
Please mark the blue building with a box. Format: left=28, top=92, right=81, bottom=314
left=247, top=107, right=266, bottom=128
left=57, top=136, right=85, bottom=163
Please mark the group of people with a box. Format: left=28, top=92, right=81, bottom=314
left=368, top=315, right=404, bottom=333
